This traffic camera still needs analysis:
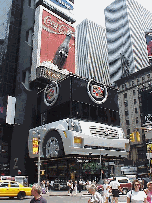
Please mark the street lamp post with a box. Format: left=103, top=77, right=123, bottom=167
left=37, top=133, right=41, bottom=186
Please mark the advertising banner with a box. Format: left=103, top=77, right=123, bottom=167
left=145, top=33, right=152, bottom=58
left=31, top=6, right=75, bottom=81
left=0, top=97, right=7, bottom=124
left=32, top=138, right=39, bottom=154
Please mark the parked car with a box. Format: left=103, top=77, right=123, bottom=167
left=108, top=177, right=132, bottom=195
left=0, top=180, right=32, bottom=199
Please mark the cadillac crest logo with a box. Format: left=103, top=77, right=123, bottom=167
left=44, top=81, right=59, bottom=106
left=87, top=79, right=108, bottom=104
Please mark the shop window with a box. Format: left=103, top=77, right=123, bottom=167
left=142, top=76, right=145, bottom=82
left=147, top=73, right=150, bottom=80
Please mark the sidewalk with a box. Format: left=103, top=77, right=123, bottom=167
left=48, top=190, right=89, bottom=196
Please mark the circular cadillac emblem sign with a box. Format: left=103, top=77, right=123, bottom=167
left=87, top=79, right=108, bottom=104
left=44, top=81, right=59, bottom=106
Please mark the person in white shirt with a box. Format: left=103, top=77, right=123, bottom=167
left=103, top=179, right=110, bottom=203
left=109, top=177, right=122, bottom=203
left=87, top=184, right=103, bottom=203
left=74, top=181, right=77, bottom=195
left=127, top=179, right=147, bottom=203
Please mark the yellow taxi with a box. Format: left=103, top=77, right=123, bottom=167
left=0, top=180, right=32, bottom=199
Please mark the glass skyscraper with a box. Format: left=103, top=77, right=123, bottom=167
left=76, top=19, right=110, bottom=85
left=105, top=0, right=152, bottom=84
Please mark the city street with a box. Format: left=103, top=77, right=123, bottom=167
left=0, top=193, right=127, bottom=203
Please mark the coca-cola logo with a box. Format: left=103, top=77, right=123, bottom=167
left=43, top=16, right=73, bottom=35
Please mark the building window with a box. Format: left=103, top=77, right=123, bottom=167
left=147, top=73, right=150, bottom=79
left=134, top=99, right=137, bottom=104
left=26, top=28, right=33, bottom=46
left=136, top=117, right=138, bottom=124
left=124, top=93, right=127, bottom=98
left=124, top=100, right=128, bottom=107
left=122, top=84, right=125, bottom=90
left=126, top=120, right=130, bottom=125
left=127, top=129, right=130, bottom=135
left=137, top=78, right=140, bottom=85
left=148, top=82, right=151, bottom=87
left=28, top=0, right=35, bottom=8
left=132, top=80, right=134, bottom=86
left=133, top=90, right=136, bottom=95
left=135, top=108, right=138, bottom=113
left=125, top=110, right=129, bottom=116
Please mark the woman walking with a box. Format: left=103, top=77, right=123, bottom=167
left=87, top=184, right=103, bottom=203
left=127, top=179, right=147, bottom=203
left=144, top=181, right=152, bottom=203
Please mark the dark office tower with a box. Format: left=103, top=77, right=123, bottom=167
left=53, top=32, right=72, bottom=69
left=0, top=0, right=24, bottom=97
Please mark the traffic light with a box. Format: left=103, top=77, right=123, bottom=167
left=136, top=131, right=141, bottom=142
left=130, top=133, right=135, bottom=142
left=41, top=170, right=45, bottom=175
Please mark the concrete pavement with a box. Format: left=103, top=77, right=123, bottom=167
left=47, top=190, right=127, bottom=202
left=48, top=190, right=90, bottom=196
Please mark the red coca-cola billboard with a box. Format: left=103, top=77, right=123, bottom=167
left=145, top=33, right=152, bottom=58
left=32, top=5, right=75, bottom=79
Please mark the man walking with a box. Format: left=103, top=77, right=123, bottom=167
left=30, top=184, right=47, bottom=203
left=109, top=177, right=122, bottom=203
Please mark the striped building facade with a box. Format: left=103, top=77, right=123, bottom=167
left=105, top=0, right=152, bottom=84
left=76, top=19, right=110, bottom=85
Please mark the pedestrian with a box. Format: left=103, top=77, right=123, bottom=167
left=109, top=177, right=122, bottom=203
left=87, top=184, right=103, bottom=203
left=103, top=179, right=110, bottom=203
left=30, top=184, right=47, bottom=203
left=78, top=179, right=83, bottom=193
left=70, top=180, right=74, bottom=196
left=144, top=181, right=152, bottom=203
left=74, top=180, right=77, bottom=195
left=46, top=180, right=50, bottom=193
left=127, top=179, right=147, bottom=203
left=67, top=180, right=71, bottom=195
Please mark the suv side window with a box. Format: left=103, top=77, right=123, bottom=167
left=10, top=182, right=19, bottom=187
left=0, top=182, right=8, bottom=187
left=118, top=179, right=128, bottom=183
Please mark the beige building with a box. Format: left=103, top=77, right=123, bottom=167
left=115, top=65, right=152, bottom=168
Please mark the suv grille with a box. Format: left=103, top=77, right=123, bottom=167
left=89, top=126, right=119, bottom=139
